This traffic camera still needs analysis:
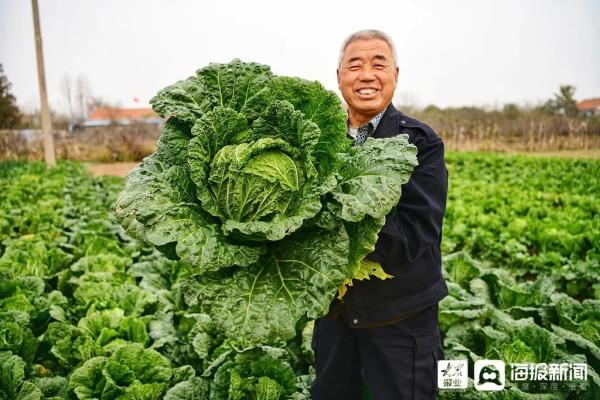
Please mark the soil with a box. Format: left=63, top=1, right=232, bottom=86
left=508, top=149, right=600, bottom=159
left=85, top=149, right=599, bottom=178
left=87, top=162, right=139, bottom=177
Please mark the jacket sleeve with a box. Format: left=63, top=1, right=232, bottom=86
left=367, top=134, right=448, bottom=264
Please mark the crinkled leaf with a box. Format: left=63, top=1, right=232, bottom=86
left=156, top=119, right=193, bottom=165
left=164, top=377, right=210, bottom=400
left=337, top=258, right=392, bottom=300
left=150, top=75, right=211, bottom=123
left=181, top=225, right=350, bottom=345
left=331, top=135, right=417, bottom=222
left=243, top=76, right=350, bottom=175
left=32, top=376, right=69, bottom=398
left=198, top=60, right=272, bottom=112
left=0, top=351, right=25, bottom=399
left=188, top=107, right=252, bottom=218
left=552, top=324, right=600, bottom=368
left=116, top=156, right=264, bottom=272
left=68, top=356, right=108, bottom=399
left=107, top=343, right=172, bottom=385
left=16, top=381, right=42, bottom=400
left=256, top=376, right=284, bottom=400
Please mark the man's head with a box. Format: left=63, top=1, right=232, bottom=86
left=337, top=30, right=399, bottom=126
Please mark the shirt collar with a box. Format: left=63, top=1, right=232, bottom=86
left=368, top=109, right=386, bottom=132
left=347, top=108, right=387, bottom=134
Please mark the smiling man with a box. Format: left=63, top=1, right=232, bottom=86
left=311, top=30, right=449, bottom=400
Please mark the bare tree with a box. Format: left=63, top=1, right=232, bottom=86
left=76, top=76, right=91, bottom=119
left=86, top=94, right=108, bottom=119
left=60, top=75, right=75, bottom=121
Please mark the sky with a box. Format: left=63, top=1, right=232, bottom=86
left=1, top=0, right=599, bottom=114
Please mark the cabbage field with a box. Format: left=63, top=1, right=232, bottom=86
left=0, top=152, right=598, bottom=399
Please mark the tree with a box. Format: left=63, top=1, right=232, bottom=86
left=543, top=84, right=579, bottom=117
left=502, top=103, right=520, bottom=119
left=0, top=63, right=22, bottom=129
left=60, top=74, right=75, bottom=121
left=61, top=74, right=103, bottom=121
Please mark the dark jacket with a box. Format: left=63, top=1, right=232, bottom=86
left=340, top=104, right=449, bottom=328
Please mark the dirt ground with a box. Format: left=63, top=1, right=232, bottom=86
left=86, top=149, right=600, bottom=178
left=87, top=162, right=139, bottom=177
left=508, top=149, right=600, bottom=159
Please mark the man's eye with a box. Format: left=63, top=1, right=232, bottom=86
left=348, top=65, right=361, bottom=71
left=374, top=64, right=386, bottom=70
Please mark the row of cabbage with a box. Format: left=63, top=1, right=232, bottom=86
left=438, top=153, right=599, bottom=399
left=0, top=152, right=598, bottom=399
left=0, top=162, right=314, bottom=399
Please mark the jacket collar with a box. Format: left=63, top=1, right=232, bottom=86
left=373, top=103, right=400, bottom=139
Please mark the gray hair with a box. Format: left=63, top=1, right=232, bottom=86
left=338, top=29, right=398, bottom=68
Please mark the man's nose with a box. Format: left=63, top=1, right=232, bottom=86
left=358, top=68, right=376, bottom=81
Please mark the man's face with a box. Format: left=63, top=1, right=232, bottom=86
left=337, top=38, right=399, bottom=122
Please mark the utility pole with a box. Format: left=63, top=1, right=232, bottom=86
left=31, top=0, right=56, bottom=166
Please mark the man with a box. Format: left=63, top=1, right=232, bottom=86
left=311, top=30, right=448, bottom=400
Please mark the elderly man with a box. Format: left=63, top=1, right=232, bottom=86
left=311, top=30, right=448, bottom=400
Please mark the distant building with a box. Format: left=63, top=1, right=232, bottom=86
left=71, top=107, right=163, bottom=131
left=577, top=98, right=600, bottom=117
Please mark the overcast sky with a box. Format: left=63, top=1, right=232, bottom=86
left=1, top=0, right=599, bottom=114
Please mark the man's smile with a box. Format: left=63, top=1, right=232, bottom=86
left=356, top=87, right=380, bottom=98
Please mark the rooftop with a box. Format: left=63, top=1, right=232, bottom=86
left=88, top=107, right=159, bottom=120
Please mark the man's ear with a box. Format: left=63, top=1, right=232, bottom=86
left=336, top=69, right=341, bottom=87
left=394, top=66, right=399, bottom=81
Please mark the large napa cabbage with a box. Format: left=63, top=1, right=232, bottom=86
left=115, top=60, right=417, bottom=345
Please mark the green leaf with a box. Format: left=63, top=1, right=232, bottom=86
left=251, top=100, right=320, bottom=161
left=243, top=76, right=350, bottom=175
left=77, top=308, right=124, bottom=339
left=197, top=60, right=272, bottom=112
left=32, top=376, right=69, bottom=398
left=181, top=225, right=350, bottom=345
left=0, top=351, right=25, bottom=399
left=243, top=149, right=300, bottom=192
left=156, top=119, right=193, bottom=165
left=107, top=343, right=172, bottom=385
left=150, top=75, right=211, bottom=123
left=16, top=381, right=42, bottom=400
left=119, top=316, right=149, bottom=346
left=122, top=381, right=166, bottom=399
left=116, top=156, right=264, bottom=272
left=206, top=138, right=301, bottom=223
left=500, top=339, right=537, bottom=364
left=187, top=107, right=252, bottom=219
left=68, top=356, right=108, bottom=399
left=337, top=258, right=392, bottom=300
left=164, top=378, right=210, bottom=400
left=552, top=324, right=600, bottom=370
left=330, top=135, right=418, bottom=222
left=516, top=325, right=556, bottom=363
left=256, top=376, right=284, bottom=400
left=443, top=252, right=482, bottom=287
left=69, top=344, right=173, bottom=400
left=343, top=214, right=386, bottom=276
left=209, top=360, right=235, bottom=400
